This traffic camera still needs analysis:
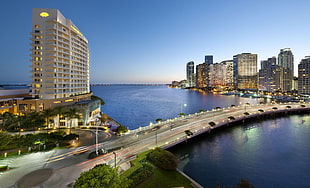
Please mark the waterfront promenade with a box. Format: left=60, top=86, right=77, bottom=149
left=1, top=102, right=309, bottom=187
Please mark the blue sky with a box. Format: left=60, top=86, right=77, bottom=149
left=1, top=0, right=310, bottom=84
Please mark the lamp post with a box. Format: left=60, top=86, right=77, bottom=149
left=180, top=103, right=187, bottom=114
left=113, top=151, right=116, bottom=168
left=155, top=129, right=158, bottom=147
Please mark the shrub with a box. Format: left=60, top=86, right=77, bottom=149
left=146, top=148, right=178, bottom=170
left=128, top=162, right=153, bottom=187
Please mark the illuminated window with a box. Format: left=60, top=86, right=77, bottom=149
left=35, top=84, right=41, bottom=88
left=35, top=25, right=40, bottom=28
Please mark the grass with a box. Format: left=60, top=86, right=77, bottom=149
left=121, top=150, right=193, bottom=188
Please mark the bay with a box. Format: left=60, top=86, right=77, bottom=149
left=91, top=85, right=310, bottom=187
left=91, top=85, right=260, bottom=129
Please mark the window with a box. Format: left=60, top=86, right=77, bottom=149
left=35, top=25, right=40, bottom=28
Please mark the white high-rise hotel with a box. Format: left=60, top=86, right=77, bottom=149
left=30, top=8, right=90, bottom=99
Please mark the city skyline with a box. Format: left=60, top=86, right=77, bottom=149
left=1, top=0, right=310, bottom=84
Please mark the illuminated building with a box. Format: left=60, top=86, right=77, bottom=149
left=278, top=48, right=294, bottom=91
left=14, top=8, right=100, bottom=127
left=30, top=8, right=90, bottom=99
left=186, top=61, right=195, bottom=87
left=298, top=56, right=310, bottom=94
left=196, top=63, right=207, bottom=88
left=208, top=60, right=234, bottom=90
left=233, top=53, right=258, bottom=90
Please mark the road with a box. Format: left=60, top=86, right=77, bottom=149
left=0, top=102, right=308, bottom=187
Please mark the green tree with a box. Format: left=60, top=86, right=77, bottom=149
left=22, top=111, right=45, bottom=130
left=52, top=106, right=65, bottom=131
left=0, top=112, right=16, bottom=131
left=155, top=118, right=162, bottom=123
left=41, top=108, right=55, bottom=129
left=74, top=164, right=131, bottom=188
left=64, top=107, right=80, bottom=134
left=147, top=147, right=178, bottom=170
left=116, top=125, right=128, bottom=134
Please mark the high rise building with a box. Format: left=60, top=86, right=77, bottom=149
left=278, top=48, right=294, bottom=90
left=221, top=60, right=234, bottom=88
left=30, top=8, right=90, bottom=99
left=259, top=64, right=290, bottom=92
left=233, top=53, right=258, bottom=90
left=298, top=56, right=310, bottom=94
left=208, top=60, right=234, bottom=90
left=186, top=61, right=195, bottom=87
left=261, top=57, right=276, bottom=69
left=204, top=55, right=213, bottom=87
left=196, top=63, right=207, bottom=88
left=204, top=55, right=213, bottom=65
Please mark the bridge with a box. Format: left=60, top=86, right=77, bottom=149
left=3, top=102, right=310, bottom=187
left=87, top=102, right=310, bottom=167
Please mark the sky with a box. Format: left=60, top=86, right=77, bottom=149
left=1, top=0, right=310, bottom=84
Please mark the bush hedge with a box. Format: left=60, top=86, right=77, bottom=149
left=128, top=162, right=153, bottom=187
left=146, top=147, right=178, bottom=170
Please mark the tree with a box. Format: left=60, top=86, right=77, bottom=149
left=52, top=106, right=65, bottom=130
left=155, top=118, right=162, bottom=123
left=41, top=108, right=55, bottom=129
left=0, top=112, right=16, bottom=131
left=116, top=125, right=128, bottom=134
left=147, top=147, right=178, bottom=170
left=22, top=111, right=45, bottom=130
left=64, top=107, right=80, bottom=133
left=74, top=164, right=131, bottom=188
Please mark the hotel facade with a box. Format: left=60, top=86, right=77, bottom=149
left=12, top=9, right=100, bottom=127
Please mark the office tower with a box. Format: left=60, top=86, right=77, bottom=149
left=196, top=63, right=207, bottom=88
left=233, top=53, right=258, bottom=90
left=298, top=56, right=310, bottom=94
left=204, top=55, right=213, bottom=87
left=221, top=60, right=234, bottom=89
left=204, top=55, right=213, bottom=65
left=278, top=48, right=294, bottom=90
left=261, top=57, right=276, bottom=69
left=259, top=64, right=290, bottom=92
left=186, top=61, right=195, bottom=87
left=30, top=8, right=90, bottom=99
left=208, top=60, right=233, bottom=90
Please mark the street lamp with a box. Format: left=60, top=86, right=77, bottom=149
left=113, top=152, right=116, bottom=168
left=181, top=103, right=187, bottom=114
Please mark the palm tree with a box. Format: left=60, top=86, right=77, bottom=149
left=155, top=118, right=162, bottom=123
left=52, top=106, right=65, bottom=131
left=0, top=112, right=16, bottom=131
left=64, top=107, right=80, bottom=134
left=41, top=108, right=55, bottom=129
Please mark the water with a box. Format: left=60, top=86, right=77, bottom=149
left=91, top=85, right=260, bottom=129
left=91, top=85, right=310, bottom=187
left=169, top=115, right=310, bottom=188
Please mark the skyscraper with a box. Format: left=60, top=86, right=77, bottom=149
left=204, top=55, right=213, bottom=87
left=196, top=63, right=207, bottom=88
left=204, top=55, right=213, bottom=65
left=30, top=8, right=90, bottom=99
left=186, top=61, right=195, bottom=87
left=298, top=56, right=310, bottom=94
left=278, top=48, right=294, bottom=91
left=233, top=53, right=258, bottom=90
